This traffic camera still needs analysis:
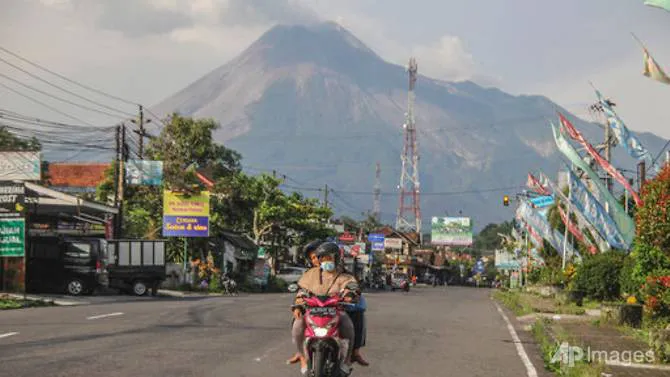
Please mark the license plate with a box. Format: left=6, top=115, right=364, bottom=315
left=309, top=307, right=336, bottom=316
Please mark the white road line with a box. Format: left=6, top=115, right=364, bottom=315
left=0, top=332, right=19, bottom=339
left=86, top=312, right=124, bottom=320
left=493, top=301, right=538, bottom=377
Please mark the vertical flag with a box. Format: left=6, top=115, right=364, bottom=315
left=551, top=123, right=635, bottom=246
left=540, top=171, right=609, bottom=253
left=595, top=90, right=655, bottom=169
left=558, top=113, right=642, bottom=206
left=558, top=205, right=598, bottom=255
left=517, top=200, right=580, bottom=260
left=568, top=169, right=629, bottom=250
left=527, top=173, right=551, bottom=195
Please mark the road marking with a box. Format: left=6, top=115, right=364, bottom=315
left=493, top=301, right=538, bottom=377
left=87, top=312, right=124, bottom=320
left=0, top=332, right=18, bottom=339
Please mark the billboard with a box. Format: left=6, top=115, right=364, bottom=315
left=0, top=217, right=25, bottom=257
left=125, top=160, right=163, bottom=185
left=368, top=233, right=385, bottom=251
left=0, top=182, right=25, bottom=216
left=431, top=217, right=473, bottom=246
left=0, top=152, right=41, bottom=181
left=384, top=238, right=402, bottom=249
left=162, top=190, right=210, bottom=237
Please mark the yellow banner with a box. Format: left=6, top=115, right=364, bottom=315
left=163, top=190, right=210, bottom=217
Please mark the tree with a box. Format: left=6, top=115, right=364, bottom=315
left=0, top=126, right=40, bottom=151
left=473, top=221, right=513, bottom=252
left=636, top=164, right=670, bottom=253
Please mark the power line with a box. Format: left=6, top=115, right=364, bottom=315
left=0, top=72, right=126, bottom=119
left=0, top=45, right=138, bottom=106
left=0, top=82, right=95, bottom=126
left=0, top=56, right=135, bottom=118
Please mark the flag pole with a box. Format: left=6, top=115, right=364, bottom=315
left=562, top=165, right=572, bottom=270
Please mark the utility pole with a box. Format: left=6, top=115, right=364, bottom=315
left=138, top=105, right=145, bottom=159
left=638, top=161, right=647, bottom=191
left=324, top=184, right=329, bottom=209
left=113, top=125, right=121, bottom=208
left=116, top=124, right=127, bottom=238
left=589, top=98, right=617, bottom=193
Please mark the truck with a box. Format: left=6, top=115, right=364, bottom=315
left=103, top=239, right=167, bottom=296
left=26, top=236, right=167, bottom=296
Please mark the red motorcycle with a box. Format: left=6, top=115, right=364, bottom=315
left=301, top=292, right=354, bottom=377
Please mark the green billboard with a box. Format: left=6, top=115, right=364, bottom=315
left=0, top=217, right=25, bottom=257
left=430, top=217, right=473, bottom=246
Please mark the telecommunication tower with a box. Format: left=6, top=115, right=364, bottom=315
left=395, top=57, right=422, bottom=236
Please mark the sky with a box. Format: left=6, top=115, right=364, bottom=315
left=2, top=0, right=670, bottom=147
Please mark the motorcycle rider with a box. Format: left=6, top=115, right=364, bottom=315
left=287, top=240, right=369, bottom=367
left=289, top=242, right=357, bottom=375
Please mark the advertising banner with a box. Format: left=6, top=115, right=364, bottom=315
left=430, top=217, right=473, bottom=246
left=0, top=217, right=25, bottom=257
left=383, top=238, right=402, bottom=249
left=162, top=190, right=210, bottom=237
left=0, top=182, right=25, bottom=216
left=0, top=152, right=40, bottom=181
left=125, top=160, right=163, bottom=185
left=530, top=195, right=555, bottom=208
left=368, top=233, right=385, bottom=251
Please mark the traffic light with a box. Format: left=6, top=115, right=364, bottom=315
left=503, top=195, right=510, bottom=207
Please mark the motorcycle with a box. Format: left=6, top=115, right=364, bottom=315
left=400, top=280, right=410, bottom=292
left=289, top=284, right=354, bottom=377
left=220, top=274, right=238, bottom=296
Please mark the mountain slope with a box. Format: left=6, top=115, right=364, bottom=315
left=153, top=22, right=668, bottom=232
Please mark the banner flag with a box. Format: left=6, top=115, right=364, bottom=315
left=568, top=169, right=629, bottom=250
left=551, top=123, right=635, bottom=246
left=558, top=113, right=642, bottom=206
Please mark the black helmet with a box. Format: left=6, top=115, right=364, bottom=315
left=303, top=239, right=323, bottom=260
left=315, top=242, right=341, bottom=266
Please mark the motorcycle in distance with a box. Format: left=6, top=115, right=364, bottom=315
left=220, top=273, right=238, bottom=296
left=400, top=279, right=410, bottom=292
left=288, top=283, right=356, bottom=377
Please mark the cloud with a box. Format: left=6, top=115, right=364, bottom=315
left=220, top=0, right=319, bottom=26
left=411, top=35, right=477, bottom=82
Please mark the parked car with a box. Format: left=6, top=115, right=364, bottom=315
left=26, top=236, right=109, bottom=296
left=276, top=266, right=307, bottom=284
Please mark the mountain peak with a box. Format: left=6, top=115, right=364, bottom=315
left=243, top=22, right=382, bottom=69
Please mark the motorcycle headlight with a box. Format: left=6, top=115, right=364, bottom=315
left=313, top=327, right=329, bottom=337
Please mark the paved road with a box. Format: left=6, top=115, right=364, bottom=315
left=0, top=287, right=548, bottom=377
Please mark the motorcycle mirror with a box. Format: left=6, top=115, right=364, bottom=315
left=288, top=283, right=299, bottom=293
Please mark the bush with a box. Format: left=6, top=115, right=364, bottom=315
left=619, top=254, right=639, bottom=298
left=572, top=252, right=625, bottom=301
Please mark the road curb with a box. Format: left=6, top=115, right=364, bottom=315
left=2, top=293, right=84, bottom=306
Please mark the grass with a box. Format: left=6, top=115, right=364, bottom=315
left=493, top=290, right=534, bottom=316
left=531, top=318, right=605, bottom=377
left=0, top=297, right=54, bottom=310
left=493, top=290, right=587, bottom=316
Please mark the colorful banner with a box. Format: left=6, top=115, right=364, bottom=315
left=645, top=1, right=670, bottom=14
left=558, top=205, right=598, bottom=255
left=430, top=217, right=473, bottom=246
left=530, top=195, right=555, bottom=208
left=162, top=190, right=210, bottom=237
left=527, top=173, right=550, bottom=195
left=539, top=171, right=606, bottom=253
left=568, top=169, right=628, bottom=250
left=595, top=90, right=655, bottom=170
left=558, top=113, right=642, bottom=206
left=551, top=124, right=635, bottom=246
left=517, top=200, right=579, bottom=260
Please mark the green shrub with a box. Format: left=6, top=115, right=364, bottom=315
left=573, top=252, right=625, bottom=301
